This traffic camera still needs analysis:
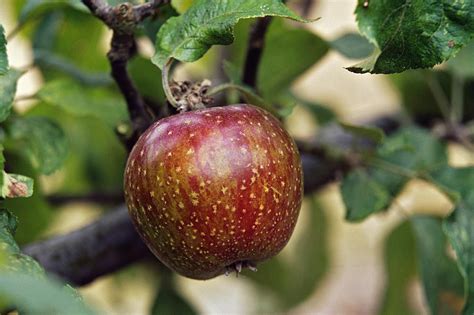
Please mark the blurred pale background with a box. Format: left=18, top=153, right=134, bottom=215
left=2, top=0, right=473, bottom=314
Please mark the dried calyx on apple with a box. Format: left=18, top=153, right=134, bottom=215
left=124, top=70, right=303, bottom=280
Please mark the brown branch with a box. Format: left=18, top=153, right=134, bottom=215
left=241, top=17, right=273, bottom=90
left=22, top=115, right=399, bottom=286
left=82, top=0, right=170, bottom=149
left=47, top=191, right=124, bottom=206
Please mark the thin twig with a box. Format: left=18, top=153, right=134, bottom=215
left=47, top=191, right=124, bottom=206
left=242, top=17, right=273, bottom=90
left=82, top=0, right=169, bottom=149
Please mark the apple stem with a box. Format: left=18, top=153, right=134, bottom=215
left=162, top=58, right=180, bottom=110
left=162, top=58, right=213, bottom=112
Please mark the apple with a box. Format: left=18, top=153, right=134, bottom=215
left=124, top=104, right=303, bottom=280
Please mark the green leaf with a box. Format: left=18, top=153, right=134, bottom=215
left=330, top=32, right=374, bottom=59
left=339, top=122, right=385, bottom=144
left=0, top=69, right=22, bottom=123
left=342, top=127, right=448, bottom=221
left=151, top=286, right=197, bottom=315
left=443, top=201, right=474, bottom=314
left=431, top=166, right=474, bottom=201
left=341, top=169, right=390, bottom=221
left=3, top=151, right=54, bottom=245
left=411, top=216, right=464, bottom=315
left=447, top=40, right=474, bottom=78
left=152, top=0, right=308, bottom=68
left=0, top=209, right=43, bottom=276
left=350, top=0, right=474, bottom=74
left=258, top=19, right=328, bottom=98
left=1, top=172, right=33, bottom=198
left=0, top=25, right=7, bottom=75
left=37, top=79, right=129, bottom=127
left=431, top=166, right=474, bottom=313
left=19, top=0, right=87, bottom=24
left=0, top=274, right=95, bottom=315
left=34, top=50, right=112, bottom=86
left=379, top=221, right=417, bottom=315
left=8, top=116, right=68, bottom=175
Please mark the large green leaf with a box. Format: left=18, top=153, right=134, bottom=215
left=350, top=0, right=474, bottom=74
left=342, top=127, right=448, bottom=221
left=0, top=24, right=7, bottom=75
left=258, top=19, right=328, bottom=98
left=38, top=79, right=129, bottom=128
left=8, top=116, right=68, bottom=175
left=411, top=216, right=464, bottom=315
left=152, top=0, right=307, bottom=68
left=0, top=69, right=22, bottom=123
left=379, top=222, right=417, bottom=315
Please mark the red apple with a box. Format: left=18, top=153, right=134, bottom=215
left=124, top=104, right=303, bottom=280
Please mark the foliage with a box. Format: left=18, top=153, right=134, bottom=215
left=1, top=0, right=474, bottom=313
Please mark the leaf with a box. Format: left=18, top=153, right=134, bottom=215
left=431, top=166, right=474, bottom=201
left=0, top=25, right=7, bottom=75
left=151, top=286, right=197, bottom=315
left=37, top=79, right=129, bottom=127
left=0, top=209, right=44, bottom=276
left=350, top=0, right=474, bottom=74
left=258, top=19, right=329, bottom=98
left=379, top=222, right=417, bottom=315
left=330, top=32, right=374, bottom=59
left=447, top=39, right=474, bottom=78
left=443, top=201, right=474, bottom=314
left=371, top=127, right=447, bottom=195
left=339, top=122, right=385, bottom=144
left=411, top=216, right=464, bottom=315
left=19, top=0, right=88, bottom=24
left=341, top=169, right=391, bottom=221
left=1, top=172, right=33, bottom=198
left=0, top=69, right=22, bottom=123
left=34, top=50, right=112, bottom=86
left=431, top=166, right=474, bottom=313
left=8, top=116, right=68, bottom=175
left=342, top=127, right=448, bottom=221
left=3, top=151, right=54, bottom=245
left=0, top=274, right=95, bottom=315
left=152, top=0, right=308, bottom=68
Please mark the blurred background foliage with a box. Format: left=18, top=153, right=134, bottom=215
left=0, top=0, right=473, bottom=314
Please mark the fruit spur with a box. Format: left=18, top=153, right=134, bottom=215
left=124, top=104, right=303, bottom=280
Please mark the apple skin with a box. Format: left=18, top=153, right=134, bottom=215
left=124, top=104, right=303, bottom=280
